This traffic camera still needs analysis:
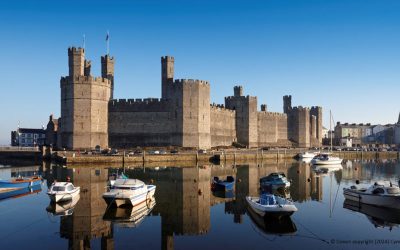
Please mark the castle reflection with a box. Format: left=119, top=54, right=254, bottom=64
left=42, top=160, right=324, bottom=250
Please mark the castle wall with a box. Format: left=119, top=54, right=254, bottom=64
left=108, top=99, right=175, bottom=147
left=257, top=112, right=288, bottom=146
left=210, top=105, right=236, bottom=147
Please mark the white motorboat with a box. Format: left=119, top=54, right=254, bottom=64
left=103, top=178, right=156, bottom=207
left=343, top=182, right=400, bottom=209
left=46, top=194, right=80, bottom=216
left=299, top=151, right=319, bottom=159
left=246, top=194, right=297, bottom=217
left=47, top=182, right=80, bottom=203
left=311, top=153, right=342, bottom=165
left=103, top=196, right=156, bottom=228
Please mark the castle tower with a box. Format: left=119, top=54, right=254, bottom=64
left=161, top=56, right=175, bottom=99
left=283, top=95, right=292, bottom=114
left=60, top=47, right=112, bottom=150
left=68, top=47, right=84, bottom=77
left=101, top=55, right=115, bottom=99
left=225, top=86, right=258, bottom=148
left=310, top=106, right=323, bottom=145
left=84, top=59, right=91, bottom=76
left=169, top=79, right=211, bottom=149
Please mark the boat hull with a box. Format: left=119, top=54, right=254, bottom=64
left=0, top=179, right=41, bottom=189
left=48, top=187, right=80, bottom=203
left=246, top=196, right=297, bottom=217
left=343, top=188, right=400, bottom=209
left=104, top=185, right=156, bottom=208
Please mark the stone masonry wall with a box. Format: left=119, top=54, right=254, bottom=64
left=108, top=98, right=175, bottom=147
left=210, top=105, right=236, bottom=147
left=257, top=111, right=288, bottom=146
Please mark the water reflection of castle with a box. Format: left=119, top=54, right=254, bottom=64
left=43, top=161, right=322, bottom=250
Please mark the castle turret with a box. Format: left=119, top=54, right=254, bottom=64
left=101, top=55, right=115, bottom=99
left=161, top=56, right=174, bottom=99
left=225, top=86, right=258, bottom=148
left=283, top=95, right=292, bottom=114
left=234, top=86, right=243, bottom=97
left=84, top=60, right=91, bottom=76
left=68, top=47, right=85, bottom=77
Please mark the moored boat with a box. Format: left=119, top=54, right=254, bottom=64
left=298, top=151, right=319, bottom=159
left=47, top=182, right=80, bottom=203
left=0, top=176, right=42, bottom=189
left=246, top=194, right=297, bottom=217
left=343, top=182, right=400, bottom=209
left=247, top=204, right=297, bottom=235
left=103, top=178, right=156, bottom=207
left=260, top=173, right=290, bottom=188
left=311, top=153, right=342, bottom=165
left=212, top=176, right=235, bottom=191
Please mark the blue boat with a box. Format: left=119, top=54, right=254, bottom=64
left=212, top=176, right=235, bottom=191
left=0, top=176, right=42, bottom=189
left=0, top=185, right=42, bottom=201
left=260, top=173, right=290, bottom=188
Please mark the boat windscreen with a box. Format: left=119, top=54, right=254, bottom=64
left=52, top=186, right=65, bottom=191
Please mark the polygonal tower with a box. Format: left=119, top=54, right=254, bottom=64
left=101, top=55, right=115, bottom=99
left=60, top=47, right=112, bottom=150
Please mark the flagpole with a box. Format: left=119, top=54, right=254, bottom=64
left=106, top=31, right=110, bottom=55
left=83, top=34, right=86, bottom=50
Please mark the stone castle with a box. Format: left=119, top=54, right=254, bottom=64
left=55, top=47, right=322, bottom=150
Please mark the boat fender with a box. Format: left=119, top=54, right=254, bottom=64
left=194, top=179, right=197, bottom=183
left=355, top=167, right=358, bottom=171
left=198, top=189, right=202, bottom=195
left=356, top=180, right=360, bottom=185
left=307, top=178, right=311, bottom=182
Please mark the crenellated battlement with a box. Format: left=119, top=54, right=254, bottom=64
left=173, top=79, right=209, bottom=86
left=225, top=95, right=257, bottom=101
left=292, top=106, right=310, bottom=112
left=210, top=103, right=235, bottom=114
left=310, top=106, right=322, bottom=111
left=60, top=75, right=111, bottom=86
left=68, top=47, right=84, bottom=54
left=258, top=111, right=287, bottom=118
left=109, top=98, right=171, bottom=112
left=161, top=56, right=175, bottom=61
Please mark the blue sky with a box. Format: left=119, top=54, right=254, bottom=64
left=0, top=0, right=399, bottom=145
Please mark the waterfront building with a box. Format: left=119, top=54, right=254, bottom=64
left=11, top=127, right=46, bottom=147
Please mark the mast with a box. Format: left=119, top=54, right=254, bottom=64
left=330, top=110, right=333, bottom=152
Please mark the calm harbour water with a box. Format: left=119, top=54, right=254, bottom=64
left=1, top=160, right=400, bottom=250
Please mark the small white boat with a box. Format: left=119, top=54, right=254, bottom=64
left=311, top=153, right=342, bottom=165
left=246, top=194, right=297, bottom=217
left=47, top=182, right=80, bottom=203
left=299, top=151, right=319, bottom=159
left=103, top=178, right=156, bottom=207
left=343, top=182, right=400, bottom=209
